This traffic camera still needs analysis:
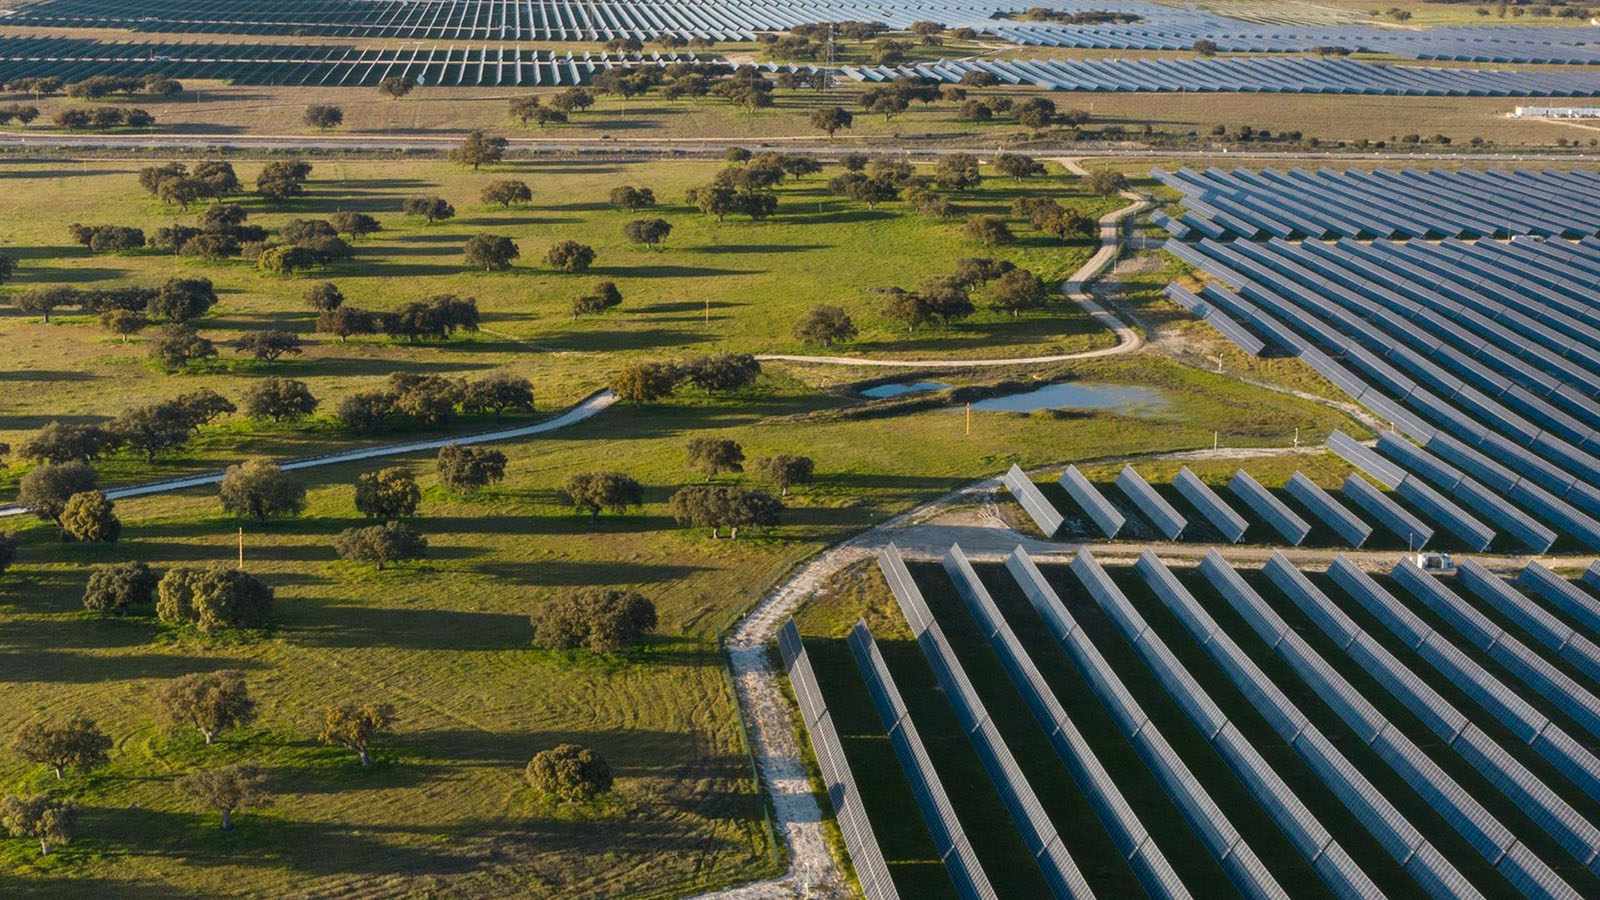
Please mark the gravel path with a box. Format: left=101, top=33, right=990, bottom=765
left=0, top=390, right=616, bottom=518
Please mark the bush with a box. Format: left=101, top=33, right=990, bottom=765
left=304, top=104, right=343, bottom=129
left=791, top=304, right=856, bottom=346
left=531, top=588, right=657, bottom=653
left=156, top=565, right=273, bottom=631
left=234, top=330, right=303, bottom=363
left=525, top=744, right=613, bottom=802
left=354, top=468, right=421, bottom=519
left=59, top=490, right=120, bottom=542
left=463, top=234, right=520, bottom=271
left=334, top=521, right=427, bottom=570
left=82, top=561, right=158, bottom=613
left=436, top=444, right=506, bottom=492
left=609, top=361, right=678, bottom=404
left=544, top=240, right=596, bottom=272
left=242, top=377, right=317, bottom=421
left=962, top=215, right=1013, bottom=246
left=218, top=459, right=305, bottom=521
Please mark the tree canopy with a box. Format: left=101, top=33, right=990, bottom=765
left=1, top=794, right=77, bottom=856
left=219, top=459, right=306, bottom=521
left=158, top=670, right=257, bottom=744
left=354, top=468, right=421, bottom=519
left=82, top=561, right=159, bottom=614
left=156, top=565, right=274, bottom=631
left=334, top=521, right=428, bottom=570
left=12, top=716, right=111, bottom=779
left=526, top=744, right=613, bottom=802
left=436, top=444, right=507, bottom=493
left=792, top=304, right=857, bottom=346
left=319, top=702, right=397, bottom=766
left=177, top=764, right=268, bottom=831
left=531, top=588, right=657, bottom=654
left=560, top=472, right=644, bottom=522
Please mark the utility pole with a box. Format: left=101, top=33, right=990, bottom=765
left=965, top=403, right=971, bottom=436
left=237, top=527, right=244, bottom=569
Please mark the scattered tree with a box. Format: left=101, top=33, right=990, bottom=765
left=338, top=390, right=394, bottom=433
left=401, top=196, right=455, bottom=224
left=545, top=240, right=596, bottom=272
left=685, top=438, right=744, bottom=480
left=82, top=561, right=158, bottom=614
left=354, top=468, right=421, bottom=519
left=334, top=521, right=428, bottom=570
left=150, top=277, right=218, bottom=322
left=177, top=764, right=268, bottom=830
left=219, top=458, right=306, bottom=521
left=234, top=330, right=303, bottom=363
left=609, top=361, right=678, bottom=404
left=461, top=373, right=534, bottom=416
left=935, top=153, right=981, bottom=191
left=331, top=212, right=381, bottom=241
left=753, top=454, right=814, bottom=497
left=986, top=268, right=1047, bottom=317
left=809, top=106, right=853, bottom=139
left=994, top=153, right=1047, bottom=181
left=559, top=472, right=644, bottom=522
left=319, top=702, right=396, bottom=766
left=525, top=744, right=613, bottom=802
left=481, top=179, right=532, bottom=208
left=304, top=282, right=345, bottom=312
left=962, top=214, right=1013, bottom=246
left=379, top=75, right=416, bottom=100
left=59, top=490, right=120, bottom=543
left=608, top=185, right=656, bottom=211
left=0, top=795, right=76, bottom=856
left=303, top=104, right=343, bottom=129
left=19, top=421, right=109, bottom=464
left=622, top=217, right=672, bottom=250
left=680, top=353, right=760, bottom=393
left=572, top=280, right=623, bottom=317
left=463, top=234, right=520, bottom=271
left=531, top=589, right=657, bottom=654
left=241, top=377, right=318, bottom=421
left=1016, top=97, right=1056, bottom=129
left=792, top=304, right=857, bottom=346
left=668, top=485, right=782, bottom=539
left=158, top=671, right=256, bottom=745
left=156, top=565, right=274, bottom=631
left=12, top=717, right=110, bottom=779
left=435, top=444, right=507, bottom=493
left=16, top=286, right=76, bottom=323
left=452, top=131, right=507, bottom=170
left=18, top=461, right=98, bottom=523
left=1086, top=170, right=1131, bottom=197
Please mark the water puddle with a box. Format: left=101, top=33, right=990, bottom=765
left=965, top=382, right=1171, bottom=415
left=860, top=380, right=952, bottom=398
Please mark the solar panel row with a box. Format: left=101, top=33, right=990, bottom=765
left=0, top=36, right=723, bottom=86
left=777, top=620, right=900, bottom=900
left=1391, top=561, right=1600, bottom=752
left=1159, top=168, right=1600, bottom=240
left=1004, top=464, right=1065, bottom=538
left=1141, top=549, right=1485, bottom=900
left=1174, top=467, right=1249, bottom=544
left=880, top=546, right=1095, bottom=900
left=1005, top=549, right=1290, bottom=900
left=1285, top=472, right=1372, bottom=548
left=848, top=55, right=1600, bottom=96
left=848, top=615, right=999, bottom=900
left=946, top=547, right=1195, bottom=900
left=1116, top=466, right=1188, bottom=541
left=1455, top=560, right=1600, bottom=687
left=1269, top=556, right=1600, bottom=877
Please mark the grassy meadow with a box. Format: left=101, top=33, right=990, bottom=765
left=0, top=155, right=1124, bottom=485
left=0, top=144, right=1371, bottom=897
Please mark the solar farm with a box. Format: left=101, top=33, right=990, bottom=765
left=4, top=0, right=1600, bottom=898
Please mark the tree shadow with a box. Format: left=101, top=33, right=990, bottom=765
left=688, top=243, right=830, bottom=254
left=291, top=603, right=531, bottom=651
left=585, top=264, right=755, bottom=279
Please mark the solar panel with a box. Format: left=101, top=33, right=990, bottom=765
left=1229, top=470, right=1311, bottom=545
left=1059, top=466, right=1125, bottom=538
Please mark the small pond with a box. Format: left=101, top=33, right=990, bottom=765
left=965, top=382, right=1171, bottom=415
left=860, top=380, right=952, bottom=398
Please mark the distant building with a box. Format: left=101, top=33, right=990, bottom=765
left=1511, top=106, right=1600, bottom=118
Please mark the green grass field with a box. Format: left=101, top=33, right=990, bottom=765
left=0, top=156, right=1122, bottom=483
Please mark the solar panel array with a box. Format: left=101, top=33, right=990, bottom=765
left=1164, top=220, right=1600, bottom=554
left=777, top=620, right=899, bottom=900
left=14, top=0, right=1600, bottom=64
left=1524, top=562, right=1600, bottom=635
left=884, top=547, right=1096, bottom=900
left=1267, top=555, right=1600, bottom=886
left=799, top=538, right=1600, bottom=898
left=0, top=0, right=1015, bottom=40
left=0, top=36, right=724, bottom=87
left=846, top=56, right=1600, bottom=97
left=1157, top=168, right=1600, bottom=241
left=1004, top=463, right=1065, bottom=538
left=847, top=612, right=999, bottom=900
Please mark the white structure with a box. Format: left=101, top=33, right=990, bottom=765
left=1511, top=106, right=1600, bottom=118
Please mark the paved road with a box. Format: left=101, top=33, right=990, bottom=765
left=0, top=390, right=616, bottom=518
left=2, top=131, right=1596, bottom=162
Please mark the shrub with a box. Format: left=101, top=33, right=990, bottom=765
left=333, top=521, right=427, bottom=570
left=435, top=444, right=507, bottom=492
left=525, top=744, right=613, bottom=802
left=241, top=377, right=317, bottom=421
left=354, top=468, right=420, bottom=519
left=59, top=490, right=120, bottom=542
left=531, top=588, right=657, bottom=653
left=544, top=240, right=596, bottom=272
left=218, top=459, right=305, bottom=521
left=82, top=561, right=159, bottom=613
left=156, top=565, right=273, bottom=631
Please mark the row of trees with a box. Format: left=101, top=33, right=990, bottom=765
left=337, top=373, right=532, bottom=433
left=608, top=352, right=762, bottom=404
left=54, top=107, right=154, bottom=131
